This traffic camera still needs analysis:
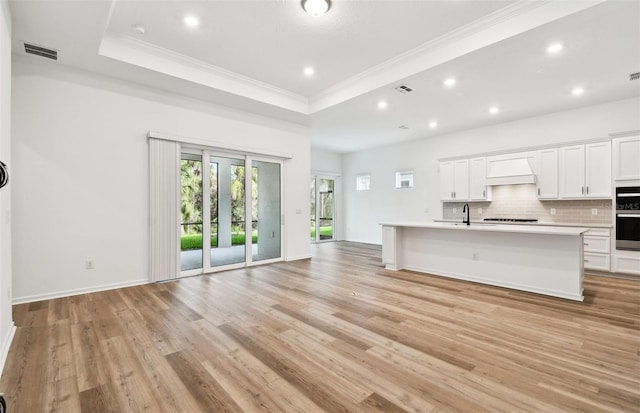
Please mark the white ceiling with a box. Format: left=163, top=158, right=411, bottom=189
left=8, top=0, right=640, bottom=153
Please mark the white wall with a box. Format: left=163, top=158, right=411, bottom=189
left=343, top=97, right=640, bottom=244
left=11, top=56, right=310, bottom=302
left=0, top=0, right=13, bottom=372
left=311, top=147, right=342, bottom=175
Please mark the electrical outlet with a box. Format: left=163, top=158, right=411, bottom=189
left=453, top=208, right=457, bottom=214
left=86, top=260, right=94, bottom=270
left=295, top=209, right=302, bottom=214
left=591, top=208, right=598, bottom=216
left=424, top=208, right=429, bottom=213
left=550, top=208, right=556, bottom=215
left=478, top=208, right=483, bottom=214
left=472, top=253, right=479, bottom=261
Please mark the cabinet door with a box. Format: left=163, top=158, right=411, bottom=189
left=537, top=148, right=558, bottom=199
left=585, top=141, right=611, bottom=198
left=469, top=157, right=487, bottom=200
left=439, top=161, right=455, bottom=201
left=382, top=226, right=396, bottom=265
left=453, top=159, right=469, bottom=200
left=559, top=145, right=585, bottom=198
left=613, top=136, right=640, bottom=181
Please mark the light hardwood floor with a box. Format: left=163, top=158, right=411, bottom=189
left=1, top=241, right=639, bottom=412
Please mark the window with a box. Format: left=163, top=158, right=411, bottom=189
left=356, top=173, right=371, bottom=191
left=395, top=171, right=414, bottom=188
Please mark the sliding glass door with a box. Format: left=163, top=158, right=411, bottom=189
left=180, top=153, right=203, bottom=271
left=209, top=155, right=247, bottom=268
left=252, top=160, right=281, bottom=262
left=180, top=149, right=282, bottom=275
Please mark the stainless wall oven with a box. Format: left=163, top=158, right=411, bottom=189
left=616, top=186, right=640, bottom=251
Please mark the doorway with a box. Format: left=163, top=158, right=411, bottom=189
left=310, top=176, right=335, bottom=242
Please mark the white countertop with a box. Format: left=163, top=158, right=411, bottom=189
left=434, top=219, right=612, bottom=228
left=380, top=221, right=587, bottom=236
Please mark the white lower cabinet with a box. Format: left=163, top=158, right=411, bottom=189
left=614, top=250, right=640, bottom=275
left=583, top=228, right=611, bottom=272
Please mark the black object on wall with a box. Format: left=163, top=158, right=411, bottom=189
left=0, top=161, right=8, bottom=189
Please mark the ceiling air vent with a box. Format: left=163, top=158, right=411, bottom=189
left=398, top=125, right=410, bottom=130
left=394, top=84, right=413, bottom=94
left=630, top=72, right=640, bottom=81
left=24, top=42, right=58, bottom=60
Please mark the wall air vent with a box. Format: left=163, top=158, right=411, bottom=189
left=394, top=84, right=413, bottom=94
left=630, top=72, right=640, bottom=81
left=24, top=42, right=58, bottom=60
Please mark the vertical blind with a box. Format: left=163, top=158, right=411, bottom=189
left=149, top=138, right=180, bottom=282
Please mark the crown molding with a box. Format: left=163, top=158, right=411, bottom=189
left=308, top=0, right=607, bottom=113
left=99, top=33, right=310, bottom=114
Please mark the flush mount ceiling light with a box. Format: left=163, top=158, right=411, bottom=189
left=377, top=100, right=388, bottom=109
left=303, top=66, right=315, bottom=77
left=429, top=121, right=438, bottom=128
left=184, top=15, right=200, bottom=28
left=547, top=42, right=563, bottom=54
left=302, top=0, right=330, bottom=17
left=489, top=106, right=500, bottom=114
left=571, top=87, right=585, bottom=96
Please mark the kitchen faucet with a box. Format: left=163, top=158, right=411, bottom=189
left=462, top=203, right=470, bottom=226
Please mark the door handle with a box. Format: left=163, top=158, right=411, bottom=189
left=586, top=186, right=589, bottom=195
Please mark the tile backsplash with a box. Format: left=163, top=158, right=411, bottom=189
left=443, top=184, right=612, bottom=225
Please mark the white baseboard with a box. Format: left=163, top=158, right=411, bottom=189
left=286, top=254, right=312, bottom=262
left=0, top=322, right=16, bottom=377
left=12, top=278, right=149, bottom=305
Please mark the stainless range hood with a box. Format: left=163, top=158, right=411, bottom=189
left=486, top=158, right=537, bottom=186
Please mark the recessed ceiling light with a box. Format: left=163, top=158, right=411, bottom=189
left=303, top=66, right=315, bottom=77
left=571, top=87, right=585, bottom=96
left=429, top=121, right=438, bottom=128
left=443, top=78, right=456, bottom=87
left=184, top=15, right=200, bottom=28
left=131, top=24, right=146, bottom=35
left=489, top=106, right=500, bottom=114
left=377, top=101, right=388, bottom=109
left=547, top=43, right=563, bottom=54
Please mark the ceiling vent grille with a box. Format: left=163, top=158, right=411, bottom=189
left=24, top=42, right=58, bottom=60
left=398, top=125, right=410, bottom=130
left=630, top=72, right=640, bottom=81
left=394, top=84, right=413, bottom=94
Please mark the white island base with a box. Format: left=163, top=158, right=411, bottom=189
left=381, top=222, right=586, bottom=301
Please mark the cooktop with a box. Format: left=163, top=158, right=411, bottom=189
left=483, top=218, right=539, bottom=223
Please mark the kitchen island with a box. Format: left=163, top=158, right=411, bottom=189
left=380, top=222, right=586, bottom=301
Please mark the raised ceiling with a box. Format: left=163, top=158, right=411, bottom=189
left=9, top=0, right=640, bottom=153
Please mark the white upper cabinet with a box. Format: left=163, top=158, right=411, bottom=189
left=559, top=141, right=611, bottom=198
left=585, top=141, right=612, bottom=198
left=613, top=135, right=640, bottom=181
left=559, top=145, right=585, bottom=198
left=469, top=157, right=488, bottom=200
left=440, top=159, right=469, bottom=201
left=536, top=148, right=558, bottom=199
